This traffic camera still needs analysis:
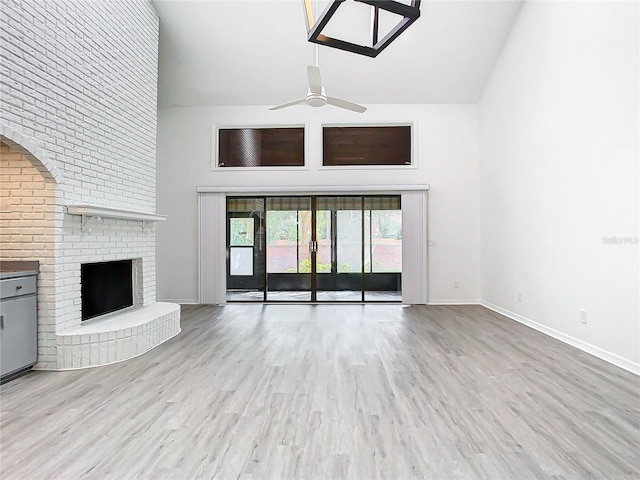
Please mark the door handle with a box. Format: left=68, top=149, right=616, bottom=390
left=309, top=241, right=318, bottom=253
left=1, top=314, right=4, bottom=329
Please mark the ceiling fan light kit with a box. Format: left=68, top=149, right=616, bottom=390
left=303, top=0, right=421, bottom=58
left=306, top=92, right=327, bottom=108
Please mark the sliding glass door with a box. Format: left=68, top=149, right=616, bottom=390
left=226, top=195, right=401, bottom=302
left=364, top=197, right=402, bottom=301
left=315, top=197, right=363, bottom=301
left=265, top=197, right=312, bottom=301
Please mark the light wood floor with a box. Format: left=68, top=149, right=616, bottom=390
left=1, top=304, right=638, bottom=479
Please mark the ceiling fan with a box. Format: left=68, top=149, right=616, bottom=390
left=270, top=48, right=366, bottom=113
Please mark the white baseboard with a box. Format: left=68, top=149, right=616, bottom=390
left=481, top=301, right=640, bottom=376
left=159, top=298, right=199, bottom=305
left=427, top=299, right=481, bottom=305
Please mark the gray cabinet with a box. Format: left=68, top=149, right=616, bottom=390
left=1, top=271, right=38, bottom=382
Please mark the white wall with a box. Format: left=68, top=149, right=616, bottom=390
left=156, top=105, right=481, bottom=304
left=479, top=1, right=639, bottom=372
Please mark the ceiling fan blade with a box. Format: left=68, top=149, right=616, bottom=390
left=269, top=98, right=307, bottom=110
left=307, top=66, right=322, bottom=94
left=326, top=97, right=367, bottom=113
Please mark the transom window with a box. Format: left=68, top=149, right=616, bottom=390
left=217, top=127, right=304, bottom=167
left=323, top=125, right=412, bottom=166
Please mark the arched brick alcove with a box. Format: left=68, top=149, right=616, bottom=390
left=0, top=129, right=62, bottom=369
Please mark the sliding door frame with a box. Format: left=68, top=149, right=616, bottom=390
left=310, top=197, right=318, bottom=302
left=197, top=185, right=429, bottom=305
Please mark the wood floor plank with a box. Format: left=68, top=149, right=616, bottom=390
left=1, top=304, right=638, bottom=479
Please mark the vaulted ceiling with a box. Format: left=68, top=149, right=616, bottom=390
left=154, top=0, right=523, bottom=108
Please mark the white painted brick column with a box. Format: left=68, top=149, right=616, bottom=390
left=0, top=0, right=178, bottom=370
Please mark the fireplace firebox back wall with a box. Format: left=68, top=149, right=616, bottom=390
left=81, top=260, right=134, bottom=321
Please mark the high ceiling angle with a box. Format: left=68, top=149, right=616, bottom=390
left=153, top=0, right=523, bottom=108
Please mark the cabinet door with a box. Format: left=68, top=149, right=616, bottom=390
left=0, top=295, right=37, bottom=377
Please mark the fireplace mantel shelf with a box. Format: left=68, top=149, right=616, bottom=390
left=67, top=205, right=167, bottom=233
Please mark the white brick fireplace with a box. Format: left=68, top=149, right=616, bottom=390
left=0, top=0, right=179, bottom=370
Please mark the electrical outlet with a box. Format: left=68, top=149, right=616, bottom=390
left=453, top=281, right=459, bottom=288
left=517, top=291, right=522, bottom=302
left=580, top=310, right=587, bottom=325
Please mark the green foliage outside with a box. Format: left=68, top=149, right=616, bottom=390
left=267, top=209, right=402, bottom=274
left=286, top=258, right=332, bottom=273
left=229, top=218, right=253, bottom=246
left=266, top=211, right=299, bottom=242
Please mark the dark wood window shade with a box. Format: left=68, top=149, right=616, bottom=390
left=323, top=126, right=411, bottom=166
left=218, top=128, right=304, bottom=167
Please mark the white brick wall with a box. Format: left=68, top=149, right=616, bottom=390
left=0, top=0, right=157, bottom=210
left=0, top=0, right=165, bottom=370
